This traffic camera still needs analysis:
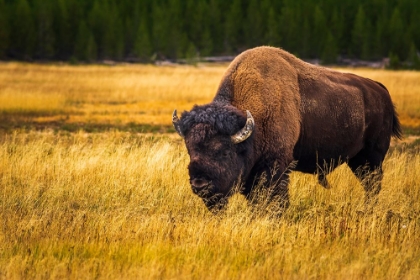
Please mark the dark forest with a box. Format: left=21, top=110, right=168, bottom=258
left=0, top=0, right=419, bottom=68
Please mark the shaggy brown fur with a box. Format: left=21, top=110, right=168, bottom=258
left=176, top=46, right=401, bottom=212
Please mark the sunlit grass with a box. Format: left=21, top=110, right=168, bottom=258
left=0, top=131, right=419, bottom=279
left=0, top=91, right=65, bottom=114
left=0, top=63, right=222, bottom=129
left=1, top=63, right=420, bottom=278
left=1, top=63, right=419, bottom=131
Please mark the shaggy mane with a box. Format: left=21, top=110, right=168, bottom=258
left=179, top=103, right=246, bottom=136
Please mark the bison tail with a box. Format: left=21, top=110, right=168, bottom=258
left=392, top=105, right=403, bottom=140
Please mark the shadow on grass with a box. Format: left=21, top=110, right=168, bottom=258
left=0, top=111, right=419, bottom=137
left=390, top=137, right=420, bottom=155
left=0, top=113, right=175, bottom=134
left=401, top=126, right=420, bottom=136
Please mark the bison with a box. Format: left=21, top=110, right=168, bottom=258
left=172, top=46, right=402, bottom=212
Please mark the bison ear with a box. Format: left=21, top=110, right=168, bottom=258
left=172, top=109, right=184, bottom=137
left=231, top=110, right=254, bottom=144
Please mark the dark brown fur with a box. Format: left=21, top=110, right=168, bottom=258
left=177, top=46, right=402, bottom=212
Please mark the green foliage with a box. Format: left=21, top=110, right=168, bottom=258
left=53, top=0, right=71, bottom=60
left=10, top=0, right=36, bottom=59
left=321, top=32, right=338, bottom=64
left=352, top=5, right=372, bottom=59
left=134, top=20, right=153, bottom=62
left=388, top=7, right=407, bottom=60
left=0, top=0, right=419, bottom=67
left=0, top=0, right=10, bottom=58
left=184, top=42, right=198, bottom=65
left=313, top=5, right=328, bottom=57
left=225, top=0, right=243, bottom=52
left=265, top=7, right=281, bottom=47
left=408, top=43, right=420, bottom=70
left=74, top=20, right=97, bottom=62
left=388, top=52, right=401, bottom=70
left=245, top=0, right=264, bottom=48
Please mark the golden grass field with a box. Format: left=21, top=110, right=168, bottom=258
left=1, top=62, right=420, bottom=132
left=1, top=62, right=420, bottom=279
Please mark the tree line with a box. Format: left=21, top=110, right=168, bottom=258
left=0, top=0, right=419, bottom=68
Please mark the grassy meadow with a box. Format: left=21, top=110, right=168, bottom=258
left=1, top=62, right=420, bottom=132
left=1, top=62, right=420, bottom=279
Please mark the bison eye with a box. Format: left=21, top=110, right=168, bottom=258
left=215, top=149, right=229, bottom=158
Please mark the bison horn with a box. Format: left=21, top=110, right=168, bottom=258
left=231, top=110, right=254, bottom=144
left=172, top=109, right=184, bottom=137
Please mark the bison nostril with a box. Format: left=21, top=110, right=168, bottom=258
left=191, top=178, right=209, bottom=191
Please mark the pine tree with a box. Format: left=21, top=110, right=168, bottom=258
left=200, top=27, right=213, bottom=57
left=312, top=5, right=327, bottom=58
left=62, top=0, right=83, bottom=60
left=151, top=2, right=169, bottom=58
left=184, top=41, right=198, bottom=65
left=265, top=7, right=281, bottom=47
left=134, top=20, right=153, bottom=61
left=86, top=33, right=98, bottom=62
left=373, top=17, right=387, bottom=59
left=111, top=11, right=125, bottom=60
left=388, top=52, right=401, bottom=69
left=0, top=0, right=9, bottom=58
left=186, top=0, right=213, bottom=57
left=408, top=6, right=420, bottom=55
left=1, top=0, right=418, bottom=63
left=351, top=5, right=374, bottom=59
left=321, top=31, right=338, bottom=64
left=330, top=8, right=343, bottom=57
left=351, top=5, right=365, bottom=58
left=74, top=20, right=94, bottom=61
left=299, top=18, right=310, bottom=58
left=89, top=0, right=111, bottom=59
left=10, top=0, right=36, bottom=59
left=121, top=0, right=142, bottom=58
left=408, top=42, right=420, bottom=70
left=208, top=0, right=223, bottom=54
left=388, top=7, right=406, bottom=60
left=53, top=0, right=71, bottom=59
left=186, top=0, right=203, bottom=50
left=33, top=0, right=55, bottom=59
left=279, top=4, right=298, bottom=55
left=166, top=0, right=188, bottom=59
left=245, top=0, right=264, bottom=47
left=225, top=0, right=243, bottom=52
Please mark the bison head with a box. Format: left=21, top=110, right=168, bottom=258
left=173, top=104, right=254, bottom=211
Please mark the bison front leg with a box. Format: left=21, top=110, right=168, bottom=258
left=244, top=161, right=294, bottom=215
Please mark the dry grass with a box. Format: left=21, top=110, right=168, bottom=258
left=1, top=63, right=420, bottom=279
left=0, top=63, right=223, bottom=130
left=0, top=63, right=420, bottom=132
left=0, top=131, right=419, bottom=279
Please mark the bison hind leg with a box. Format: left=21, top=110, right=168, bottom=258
left=318, top=173, right=331, bottom=189
left=316, top=159, right=339, bottom=189
left=348, top=150, right=385, bottom=205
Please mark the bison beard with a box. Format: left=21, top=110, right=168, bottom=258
left=173, top=46, right=402, bottom=213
